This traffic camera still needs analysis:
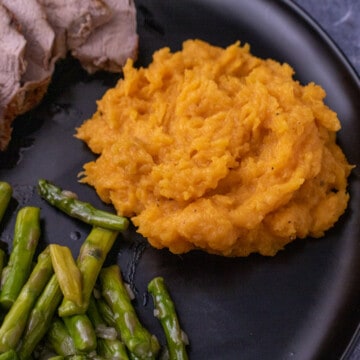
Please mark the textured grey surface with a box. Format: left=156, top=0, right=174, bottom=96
left=292, top=0, right=360, bottom=75
left=292, top=2, right=359, bottom=358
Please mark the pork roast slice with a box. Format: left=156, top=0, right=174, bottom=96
left=1, top=0, right=57, bottom=116
left=0, top=4, right=27, bottom=150
left=37, top=0, right=113, bottom=59
left=71, top=0, right=138, bottom=73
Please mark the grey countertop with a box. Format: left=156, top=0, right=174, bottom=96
left=292, top=0, right=359, bottom=75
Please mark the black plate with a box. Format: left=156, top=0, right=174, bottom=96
left=1, top=0, right=360, bottom=359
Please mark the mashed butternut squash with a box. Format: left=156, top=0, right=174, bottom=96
left=76, top=39, right=353, bottom=256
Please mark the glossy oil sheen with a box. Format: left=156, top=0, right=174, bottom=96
left=0, top=1, right=359, bottom=359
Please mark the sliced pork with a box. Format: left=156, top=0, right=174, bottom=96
left=0, top=4, right=27, bottom=150
left=71, top=0, right=138, bottom=73
left=1, top=0, right=57, bottom=115
left=37, top=0, right=113, bottom=59
left=0, top=0, right=138, bottom=150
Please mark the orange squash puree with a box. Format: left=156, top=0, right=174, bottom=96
left=76, top=39, right=353, bottom=256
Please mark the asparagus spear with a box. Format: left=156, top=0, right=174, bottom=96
left=0, top=206, right=41, bottom=309
left=0, top=349, right=18, bottom=360
left=100, top=265, right=160, bottom=360
left=50, top=244, right=82, bottom=306
left=62, top=314, right=97, bottom=353
left=0, top=247, right=53, bottom=352
left=47, top=317, right=77, bottom=357
left=0, top=184, right=10, bottom=323
left=97, top=295, right=141, bottom=359
left=96, top=298, right=117, bottom=329
left=0, top=249, right=5, bottom=324
left=58, top=227, right=118, bottom=317
left=87, top=296, right=129, bottom=360
left=57, top=228, right=117, bottom=355
left=17, top=274, right=63, bottom=360
left=0, top=181, right=12, bottom=223
left=37, top=179, right=129, bottom=231
left=148, top=277, right=189, bottom=360
left=47, top=357, right=90, bottom=360
left=97, top=297, right=144, bottom=359
left=87, top=296, right=113, bottom=336
left=97, top=338, right=130, bottom=360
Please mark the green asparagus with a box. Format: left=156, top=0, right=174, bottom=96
left=87, top=296, right=129, bottom=360
left=0, top=247, right=53, bottom=352
left=47, top=356, right=91, bottom=360
left=63, top=314, right=97, bottom=353
left=0, top=207, right=41, bottom=309
left=37, top=179, right=129, bottom=231
left=47, top=318, right=77, bottom=356
left=0, top=249, right=5, bottom=324
left=0, top=182, right=188, bottom=359
left=96, top=298, right=117, bottom=329
left=100, top=265, right=160, bottom=360
left=0, top=182, right=12, bottom=295
left=57, top=227, right=118, bottom=357
left=0, top=349, right=18, bottom=360
left=17, top=274, right=63, bottom=360
left=87, top=296, right=109, bottom=331
left=58, top=227, right=118, bottom=317
left=97, top=338, right=130, bottom=360
left=0, top=182, right=12, bottom=223
left=148, top=277, right=188, bottom=360
left=50, top=244, right=82, bottom=306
